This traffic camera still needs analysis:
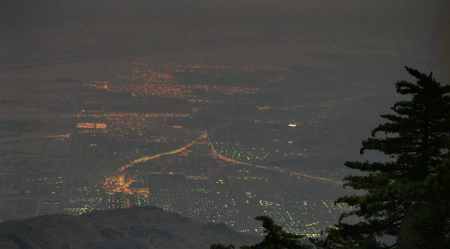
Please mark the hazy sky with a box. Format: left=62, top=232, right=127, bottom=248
left=1, top=0, right=449, bottom=83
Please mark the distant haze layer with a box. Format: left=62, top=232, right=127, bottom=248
left=1, top=0, right=448, bottom=83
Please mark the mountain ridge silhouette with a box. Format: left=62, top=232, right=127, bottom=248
left=0, top=206, right=259, bottom=249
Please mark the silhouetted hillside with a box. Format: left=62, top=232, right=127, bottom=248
left=0, top=206, right=259, bottom=249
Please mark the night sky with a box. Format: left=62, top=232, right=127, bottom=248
left=1, top=0, right=449, bottom=82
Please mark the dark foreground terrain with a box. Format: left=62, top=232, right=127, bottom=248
left=0, top=206, right=259, bottom=249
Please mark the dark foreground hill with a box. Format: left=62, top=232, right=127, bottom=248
left=0, top=206, right=260, bottom=249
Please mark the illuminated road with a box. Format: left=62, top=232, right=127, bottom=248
left=102, top=130, right=342, bottom=198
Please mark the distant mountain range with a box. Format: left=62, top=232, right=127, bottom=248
left=0, top=206, right=260, bottom=249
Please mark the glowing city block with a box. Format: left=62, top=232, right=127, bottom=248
left=76, top=123, right=107, bottom=129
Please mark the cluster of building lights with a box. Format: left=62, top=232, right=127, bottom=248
left=48, top=60, right=348, bottom=236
